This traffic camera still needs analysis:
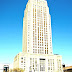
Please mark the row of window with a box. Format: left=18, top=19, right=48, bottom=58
left=30, top=58, right=38, bottom=71
left=32, top=5, right=52, bottom=54
left=48, top=59, right=54, bottom=71
left=57, top=59, right=62, bottom=71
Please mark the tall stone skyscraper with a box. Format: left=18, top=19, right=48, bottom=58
left=13, top=0, right=63, bottom=72
left=22, top=0, right=53, bottom=55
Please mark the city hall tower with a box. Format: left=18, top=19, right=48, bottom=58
left=13, top=0, right=63, bottom=72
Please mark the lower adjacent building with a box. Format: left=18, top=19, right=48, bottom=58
left=13, top=52, right=63, bottom=72
left=63, top=66, right=72, bottom=72
left=0, top=64, right=10, bottom=72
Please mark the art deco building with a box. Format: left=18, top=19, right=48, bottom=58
left=13, top=0, right=63, bottom=72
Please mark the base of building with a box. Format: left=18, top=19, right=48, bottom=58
left=13, top=52, right=63, bottom=72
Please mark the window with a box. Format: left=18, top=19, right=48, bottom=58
left=21, top=61, right=23, bottom=63
left=35, top=9, right=36, bottom=12
left=48, top=67, right=50, bottom=70
left=47, top=50, right=48, bottom=54
left=45, top=50, right=46, bottom=54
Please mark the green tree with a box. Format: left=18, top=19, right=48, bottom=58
left=12, top=68, right=24, bottom=72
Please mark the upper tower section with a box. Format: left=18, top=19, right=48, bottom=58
left=22, top=0, right=53, bottom=55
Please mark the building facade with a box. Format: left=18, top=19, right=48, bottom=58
left=13, top=0, right=63, bottom=72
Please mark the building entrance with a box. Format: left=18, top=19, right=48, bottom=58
left=40, top=59, right=45, bottom=72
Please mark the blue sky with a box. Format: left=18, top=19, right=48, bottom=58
left=0, top=0, right=72, bottom=66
